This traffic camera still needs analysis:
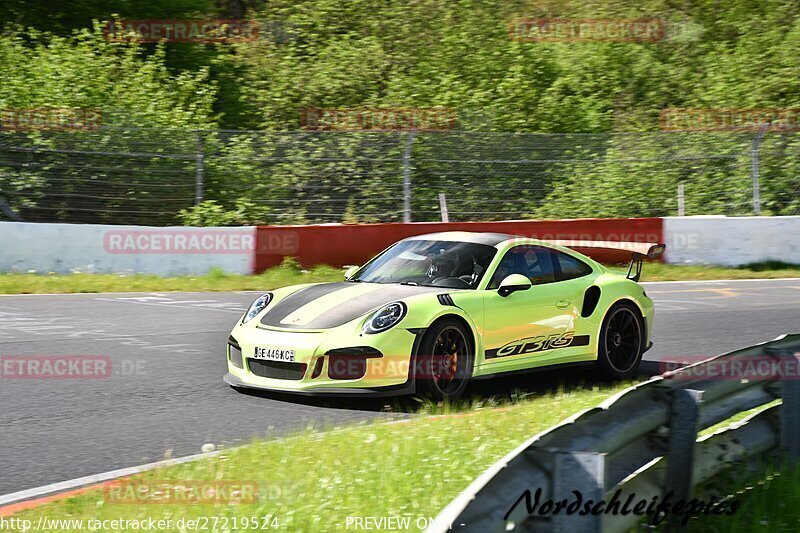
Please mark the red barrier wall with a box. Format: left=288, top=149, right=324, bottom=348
left=254, top=218, right=664, bottom=272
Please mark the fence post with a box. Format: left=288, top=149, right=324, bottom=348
left=664, top=388, right=702, bottom=525
left=677, top=183, right=685, bottom=216
left=751, top=126, right=766, bottom=215
left=438, top=193, right=449, bottom=222
left=0, top=193, right=23, bottom=221
left=402, top=131, right=416, bottom=223
left=195, top=132, right=205, bottom=206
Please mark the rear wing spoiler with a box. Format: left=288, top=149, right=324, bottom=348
left=548, top=240, right=667, bottom=282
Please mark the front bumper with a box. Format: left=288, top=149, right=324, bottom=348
left=225, top=321, right=422, bottom=396
left=223, top=372, right=415, bottom=397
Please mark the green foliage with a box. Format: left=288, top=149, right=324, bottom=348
left=275, top=255, right=303, bottom=274
left=0, top=24, right=217, bottom=128
left=4, top=1, right=800, bottom=223
left=225, top=0, right=800, bottom=133
left=0, top=0, right=215, bottom=36
left=6, top=1, right=800, bottom=135
left=0, top=25, right=218, bottom=224
left=178, top=200, right=250, bottom=226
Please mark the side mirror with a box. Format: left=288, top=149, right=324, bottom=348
left=344, top=265, right=360, bottom=280
left=497, top=274, right=532, bottom=297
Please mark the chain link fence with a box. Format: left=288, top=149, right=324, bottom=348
left=0, top=128, right=798, bottom=226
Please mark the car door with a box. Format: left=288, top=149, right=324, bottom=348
left=479, top=245, right=575, bottom=373
left=547, top=248, right=598, bottom=360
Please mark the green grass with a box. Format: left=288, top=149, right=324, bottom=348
left=687, top=462, right=800, bottom=532
left=0, top=261, right=798, bottom=295
left=699, top=400, right=781, bottom=438
left=633, top=261, right=800, bottom=282
left=0, top=262, right=343, bottom=294
left=9, top=383, right=635, bottom=532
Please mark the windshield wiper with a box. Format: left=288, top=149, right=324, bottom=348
left=346, top=278, right=362, bottom=282
left=399, top=281, right=418, bottom=286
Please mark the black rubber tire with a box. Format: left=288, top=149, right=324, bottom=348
left=597, top=301, right=645, bottom=380
left=415, top=318, right=474, bottom=401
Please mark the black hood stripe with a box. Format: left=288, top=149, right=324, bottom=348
left=260, top=282, right=352, bottom=327
left=260, top=282, right=443, bottom=330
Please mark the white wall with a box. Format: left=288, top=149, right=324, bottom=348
left=664, top=216, right=800, bottom=266
left=0, top=222, right=256, bottom=275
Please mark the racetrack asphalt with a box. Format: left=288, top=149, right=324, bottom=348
left=1, top=279, right=798, bottom=496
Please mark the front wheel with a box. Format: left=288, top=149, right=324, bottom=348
left=597, top=302, right=644, bottom=379
left=415, top=318, right=474, bottom=401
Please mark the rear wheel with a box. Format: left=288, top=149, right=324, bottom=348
left=597, top=302, right=644, bottom=379
left=415, top=318, right=473, bottom=401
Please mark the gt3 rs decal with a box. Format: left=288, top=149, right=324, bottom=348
left=485, top=332, right=590, bottom=359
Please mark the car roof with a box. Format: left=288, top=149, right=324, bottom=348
left=402, top=231, right=518, bottom=246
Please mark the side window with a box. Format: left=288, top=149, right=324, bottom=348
left=487, top=246, right=555, bottom=289
left=553, top=251, right=593, bottom=281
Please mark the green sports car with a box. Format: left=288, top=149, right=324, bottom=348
left=224, top=232, right=665, bottom=400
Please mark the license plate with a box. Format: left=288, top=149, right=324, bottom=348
left=253, top=347, right=296, bottom=362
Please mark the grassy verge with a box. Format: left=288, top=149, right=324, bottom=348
left=625, top=260, right=800, bottom=282
left=0, top=262, right=343, bottom=294
left=9, top=384, right=634, bottom=532
left=687, top=462, right=800, bottom=532
left=0, top=261, right=798, bottom=295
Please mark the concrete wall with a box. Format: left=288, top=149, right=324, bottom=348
left=664, top=216, right=800, bottom=266
left=0, top=222, right=256, bottom=275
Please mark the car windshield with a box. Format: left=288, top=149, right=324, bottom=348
left=351, top=239, right=497, bottom=289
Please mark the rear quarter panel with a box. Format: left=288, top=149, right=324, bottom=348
left=592, top=272, right=654, bottom=348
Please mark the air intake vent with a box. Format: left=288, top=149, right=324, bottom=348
left=581, top=286, right=601, bottom=318
left=437, top=294, right=456, bottom=306
left=228, top=336, right=243, bottom=369
left=247, top=359, right=307, bottom=380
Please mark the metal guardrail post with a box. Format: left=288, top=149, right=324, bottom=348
left=776, top=349, right=800, bottom=460
left=664, top=389, right=702, bottom=521
left=431, top=335, right=800, bottom=533
left=401, top=131, right=416, bottom=223
left=551, top=451, right=605, bottom=533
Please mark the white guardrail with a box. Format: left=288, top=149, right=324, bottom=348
left=429, top=334, right=800, bottom=532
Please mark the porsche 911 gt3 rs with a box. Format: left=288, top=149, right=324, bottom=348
left=224, top=232, right=665, bottom=400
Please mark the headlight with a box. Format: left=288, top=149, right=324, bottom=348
left=362, top=302, right=407, bottom=334
left=242, top=293, right=272, bottom=324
